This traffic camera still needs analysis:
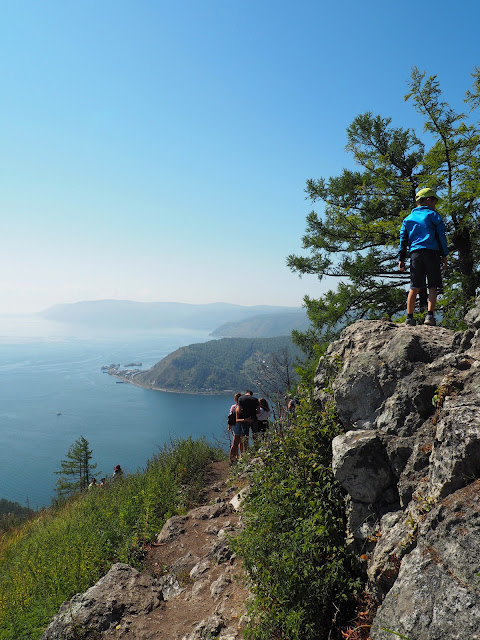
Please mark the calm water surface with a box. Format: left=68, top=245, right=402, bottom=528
left=0, top=316, right=231, bottom=508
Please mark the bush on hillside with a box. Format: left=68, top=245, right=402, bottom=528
left=0, top=499, right=33, bottom=533
left=234, top=394, right=361, bottom=640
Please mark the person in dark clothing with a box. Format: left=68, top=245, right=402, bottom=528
left=398, top=188, right=448, bottom=326
left=236, top=390, right=259, bottom=450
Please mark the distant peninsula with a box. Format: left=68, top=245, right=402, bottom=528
left=105, top=336, right=302, bottom=394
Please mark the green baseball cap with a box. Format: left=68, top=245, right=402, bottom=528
left=415, top=188, right=440, bottom=201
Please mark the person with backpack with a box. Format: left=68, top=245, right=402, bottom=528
left=236, top=390, right=260, bottom=450
left=228, top=392, right=243, bottom=464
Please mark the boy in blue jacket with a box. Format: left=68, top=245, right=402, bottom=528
left=398, top=188, right=448, bottom=326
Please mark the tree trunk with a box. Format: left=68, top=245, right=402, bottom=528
left=453, top=227, right=478, bottom=301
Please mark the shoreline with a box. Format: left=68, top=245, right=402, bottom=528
left=109, top=372, right=232, bottom=396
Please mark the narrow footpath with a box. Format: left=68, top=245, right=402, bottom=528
left=103, top=460, right=251, bottom=640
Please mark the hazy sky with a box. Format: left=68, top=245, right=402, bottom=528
left=1, top=1, right=478, bottom=313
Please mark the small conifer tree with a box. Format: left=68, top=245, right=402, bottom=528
left=55, top=435, right=98, bottom=498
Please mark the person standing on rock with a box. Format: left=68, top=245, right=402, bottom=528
left=236, top=390, right=259, bottom=450
left=398, top=188, right=448, bottom=326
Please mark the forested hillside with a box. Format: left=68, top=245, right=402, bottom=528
left=130, top=336, right=302, bottom=393
left=210, top=311, right=309, bottom=338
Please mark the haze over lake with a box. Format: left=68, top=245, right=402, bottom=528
left=0, top=315, right=230, bottom=508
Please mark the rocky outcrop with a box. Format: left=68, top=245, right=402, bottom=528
left=41, top=563, right=163, bottom=639
left=371, top=481, right=480, bottom=639
left=315, top=306, right=480, bottom=639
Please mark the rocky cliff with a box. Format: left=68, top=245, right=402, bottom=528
left=315, top=300, right=480, bottom=639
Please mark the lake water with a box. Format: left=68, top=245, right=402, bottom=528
left=0, top=315, right=232, bottom=508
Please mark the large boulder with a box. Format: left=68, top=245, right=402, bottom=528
left=40, top=564, right=163, bottom=639
left=315, top=320, right=455, bottom=435
left=332, top=430, right=397, bottom=504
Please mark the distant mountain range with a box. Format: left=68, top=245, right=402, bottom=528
left=119, top=335, right=302, bottom=394
left=40, top=300, right=304, bottom=332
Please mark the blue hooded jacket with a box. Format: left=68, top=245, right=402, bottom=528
left=398, top=206, right=449, bottom=262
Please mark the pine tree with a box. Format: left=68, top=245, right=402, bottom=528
left=288, top=67, right=480, bottom=352
left=55, top=436, right=98, bottom=498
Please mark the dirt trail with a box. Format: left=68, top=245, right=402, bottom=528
left=103, top=461, right=250, bottom=640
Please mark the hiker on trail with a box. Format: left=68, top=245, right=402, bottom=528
left=112, top=464, right=123, bottom=479
left=253, top=397, right=271, bottom=440
left=88, top=477, right=97, bottom=490
left=236, top=390, right=260, bottom=450
left=228, top=392, right=243, bottom=464
left=398, top=188, right=448, bottom=327
left=99, top=477, right=107, bottom=487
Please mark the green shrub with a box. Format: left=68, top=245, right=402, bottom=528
left=234, top=395, right=361, bottom=640
left=0, top=437, right=224, bottom=640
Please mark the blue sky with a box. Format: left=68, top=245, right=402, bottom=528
left=1, top=0, right=479, bottom=313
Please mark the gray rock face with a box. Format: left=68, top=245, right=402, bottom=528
left=316, top=320, right=455, bottom=436
left=464, top=296, right=480, bottom=328
left=40, top=564, right=163, bottom=639
left=371, top=481, right=480, bottom=639
left=157, top=514, right=188, bottom=543
left=315, top=312, right=480, bottom=639
left=427, top=395, right=480, bottom=501
left=332, top=430, right=397, bottom=503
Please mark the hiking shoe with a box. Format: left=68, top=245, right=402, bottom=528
left=405, top=317, right=416, bottom=326
left=424, top=314, right=436, bottom=326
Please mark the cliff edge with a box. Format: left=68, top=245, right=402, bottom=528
left=315, top=299, right=480, bottom=639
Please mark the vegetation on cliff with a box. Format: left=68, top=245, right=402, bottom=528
left=0, top=499, right=32, bottom=534
left=235, top=381, right=361, bottom=640
left=0, top=438, right=223, bottom=640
